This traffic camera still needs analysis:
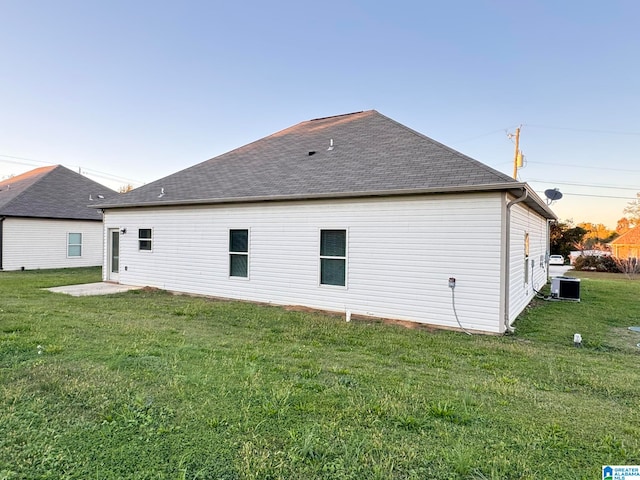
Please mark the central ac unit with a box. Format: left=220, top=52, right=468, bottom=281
left=550, top=276, right=581, bottom=301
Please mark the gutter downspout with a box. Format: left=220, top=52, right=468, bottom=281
left=545, top=218, right=555, bottom=279
left=0, top=216, right=5, bottom=270
left=503, top=189, right=528, bottom=333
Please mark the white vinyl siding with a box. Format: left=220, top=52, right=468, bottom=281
left=104, top=193, right=513, bottom=333
left=2, top=218, right=103, bottom=271
left=507, top=199, right=549, bottom=327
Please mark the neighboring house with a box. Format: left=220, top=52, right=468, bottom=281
left=94, top=110, right=556, bottom=334
left=0, top=165, right=117, bottom=271
left=568, top=249, right=611, bottom=265
left=610, top=226, right=640, bottom=259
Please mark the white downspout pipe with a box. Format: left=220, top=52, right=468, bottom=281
left=546, top=218, right=555, bottom=279
left=504, top=189, right=528, bottom=332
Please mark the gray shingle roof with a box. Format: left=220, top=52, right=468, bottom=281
left=96, top=110, right=554, bottom=218
left=0, top=165, right=117, bottom=220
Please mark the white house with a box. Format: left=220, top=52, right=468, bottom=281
left=0, top=165, right=117, bottom=271
left=95, top=111, right=556, bottom=334
left=568, top=250, right=611, bottom=265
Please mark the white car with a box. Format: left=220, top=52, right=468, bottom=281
left=549, top=255, right=565, bottom=265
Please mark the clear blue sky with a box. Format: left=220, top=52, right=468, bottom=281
left=2, top=1, right=639, bottom=228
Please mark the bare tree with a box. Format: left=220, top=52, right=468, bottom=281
left=613, top=257, right=640, bottom=280
left=622, top=193, right=640, bottom=228
left=592, top=241, right=611, bottom=253
left=616, top=217, right=632, bottom=235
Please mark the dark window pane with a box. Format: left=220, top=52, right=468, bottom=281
left=321, top=258, right=345, bottom=286
left=320, top=230, right=346, bottom=257
left=111, top=231, right=119, bottom=272
left=230, top=254, right=248, bottom=277
left=138, top=229, right=152, bottom=250
left=230, top=229, right=248, bottom=253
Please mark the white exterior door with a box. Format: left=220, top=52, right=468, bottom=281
left=107, top=228, right=120, bottom=282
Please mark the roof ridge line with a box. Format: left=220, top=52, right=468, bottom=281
left=610, top=225, right=640, bottom=244
left=0, top=165, right=61, bottom=212
left=308, top=111, right=367, bottom=122
left=373, top=111, right=515, bottom=183
left=181, top=111, right=373, bottom=171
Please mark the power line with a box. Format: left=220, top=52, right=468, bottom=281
left=525, top=124, right=640, bottom=136
left=527, top=179, right=640, bottom=192
left=0, top=153, right=52, bottom=164
left=455, top=123, right=640, bottom=148
left=535, top=191, right=637, bottom=200
left=526, top=160, right=640, bottom=175
left=0, top=156, right=50, bottom=169
left=0, top=154, right=143, bottom=186
left=76, top=167, right=143, bottom=186
left=453, top=125, right=521, bottom=144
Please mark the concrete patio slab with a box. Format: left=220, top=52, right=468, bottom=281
left=46, top=282, right=143, bottom=297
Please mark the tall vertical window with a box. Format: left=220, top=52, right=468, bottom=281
left=67, top=233, right=82, bottom=257
left=320, top=229, right=347, bottom=286
left=138, top=228, right=152, bottom=251
left=229, top=229, right=249, bottom=278
left=524, top=232, right=530, bottom=284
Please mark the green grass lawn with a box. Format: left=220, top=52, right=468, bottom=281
left=1, top=267, right=639, bottom=479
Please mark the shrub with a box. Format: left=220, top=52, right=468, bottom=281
left=598, top=255, right=620, bottom=273
left=573, top=254, right=619, bottom=273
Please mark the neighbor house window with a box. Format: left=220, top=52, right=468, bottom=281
left=229, top=229, right=249, bottom=278
left=320, top=229, right=346, bottom=286
left=138, top=228, right=152, bottom=251
left=67, top=233, right=82, bottom=257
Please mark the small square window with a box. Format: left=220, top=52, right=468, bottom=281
left=139, top=228, right=152, bottom=251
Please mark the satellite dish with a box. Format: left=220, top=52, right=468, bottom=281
left=544, top=188, right=563, bottom=205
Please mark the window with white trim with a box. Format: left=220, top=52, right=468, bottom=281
left=229, top=229, right=249, bottom=278
left=320, top=229, right=346, bottom=286
left=138, top=228, right=152, bottom=251
left=67, top=233, right=82, bottom=257
left=524, top=232, right=530, bottom=285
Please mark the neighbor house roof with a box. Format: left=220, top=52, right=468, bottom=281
left=95, top=110, right=555, bottom=218
left=0, top=165, right=117, bottom=220
left=610, top=225, right=640, bottom=246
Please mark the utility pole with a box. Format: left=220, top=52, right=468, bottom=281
left=510, top=126, right=523, bottom=179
